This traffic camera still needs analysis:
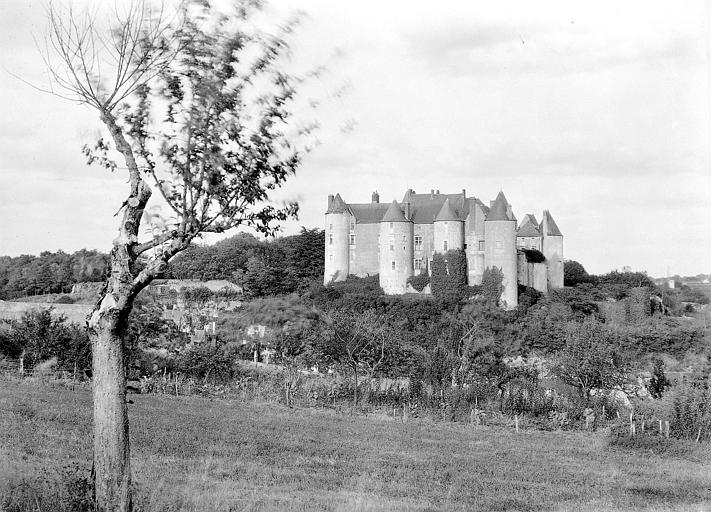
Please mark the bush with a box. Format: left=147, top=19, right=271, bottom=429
left=176, top=342, right=242, bottom=384
left=0, top=463, right=92, bottom=512
left=669, top=382, right=711, bottom=442
left=55, top=295, right=75, bottom=304
left=407, top=274, right=430, bottom=292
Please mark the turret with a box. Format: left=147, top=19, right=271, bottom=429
left=484, top=191, right=518, bottom=308
left=541, top=210, right=564, bottom=289
left=379, top=200, right=413, bottom=294
left=324, top=193, right=350, bottom=284
left=433, top=198, right=464, bottom=253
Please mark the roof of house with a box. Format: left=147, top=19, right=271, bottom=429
left=434, top=198, right=460, bottom=222
left=542, top=210, right=563, bottom=236
left=381, top=200, right=409, bottom=222
left=486, top=191, right=515, bottom=221
left=329, top=190, right=501, bottom=225
left=517, top=214, right=541, bottom=237
left=326, top=193, right=348, bottom=214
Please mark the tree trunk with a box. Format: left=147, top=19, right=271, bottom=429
left=91, top=316, right=132, bottom=512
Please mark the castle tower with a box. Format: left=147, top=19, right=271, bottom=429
left=433, top=198, right=464, bottom=253
left=541, top=210, right=564, bottom=289
left=379, top=200, right=413, bottom=294
left=484, top=191, right=518, bottom=308
left=324, top=193, right=350, bottom=284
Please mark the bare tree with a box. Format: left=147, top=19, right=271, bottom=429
left=326, top=309, right=391, bottom=407
left=38, top=1, right=314, bottom=510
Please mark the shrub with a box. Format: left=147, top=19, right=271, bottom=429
left=407, top=274, right=430, bottom=292
left=55, top=295, right=75, bottom=304
left=669, top=382, right=711, bottom=442
left=0, top=463, right=92, bottom=512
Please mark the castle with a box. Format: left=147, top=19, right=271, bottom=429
left=324, top=189, right=564, bottom=308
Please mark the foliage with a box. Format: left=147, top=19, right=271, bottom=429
left=669, top=380, right=711, bottom=442
left=649, top=357, right=670, bottom=399
left=0, top=249, right=108, bottom=299
left=430, top=250, right=468, bottom=301
left=175, top=342, right=242, bottom=384
left=0, top=310, right=90, bottom=371
left=552, top=319, right=629, bottom=403
left=407, top=273, right=430, bottom=292
left=521, top=248, right=545, bottom=264
left=480, top=266, right=504, bottom=305
left=563, top=260, right=593, bottom=286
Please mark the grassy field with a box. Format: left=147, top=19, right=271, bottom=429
left=1, top=380, right=709, bottom=512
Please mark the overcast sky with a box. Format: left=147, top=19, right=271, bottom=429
left=0, top=0, right=709, bottom=277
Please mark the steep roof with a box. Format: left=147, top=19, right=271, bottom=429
left=382, top=200, right=409, bottom=222
left=347, top=203, right=390, bottom=224
left=326, top=193, right=348, bottom=214
left=434, top=198, right=460, bottom=222
left=517, top=214, right=541, bottom=237
left=542, top=210, right=563, bottom=236
left=486, top=191, right=515, bottom=221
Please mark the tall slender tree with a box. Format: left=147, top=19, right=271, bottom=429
left=39, top=1, right=314, bottom=509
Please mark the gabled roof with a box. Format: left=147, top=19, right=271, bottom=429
left=542, top=210, right=563, bottom=236
left=382, top=200, right=409, bottom=222
left=348, top=203, right=390, bottom=224
left=434, top=198, right=460, bottom=222
left=486, top=191, right=515, bottom=221
left=517, top=214, right=541, bottom=237
left=326, top=193, right=348, bottom=214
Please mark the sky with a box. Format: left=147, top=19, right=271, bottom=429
left=0, top=0, right=709, bottom=277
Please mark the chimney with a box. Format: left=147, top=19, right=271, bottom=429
left=430, top=189, right=434, bottom=199
left=462, top=188, right=466, bottom=198
left=328, top=194, right=334, bottom=209
left=371, top=191, right=380, bottom=203
left=436, top=189, right=440, bottom=194
left=404, top=202, right=411, bottom=220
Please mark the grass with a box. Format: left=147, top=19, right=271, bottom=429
left=1, top=380, right=710, bottom=511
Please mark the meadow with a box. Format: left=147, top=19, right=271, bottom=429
left=1, top=380, right=709, bottom=512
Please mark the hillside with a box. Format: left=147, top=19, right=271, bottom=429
left=1, top=381, right=709, bottom=511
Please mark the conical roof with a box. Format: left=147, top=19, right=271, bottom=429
left=381, top=200, right=408, bottom=222
left=486, top=191, right=513, bottom=221
left=434, top=198, right=460, bottom=222
left=326, top=193, right=348, bottom=214
left=517, top=214, right=541, bottom=237
left=542, top=210, right=562, bottom=236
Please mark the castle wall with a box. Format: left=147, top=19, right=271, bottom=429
left=324, top=211, right=350, bottom=284
left=542, top=235, right=564, bottom=289
left=516, top=254, right=548, bottom=294
left=379, top=221, right=414, bottom=294
left=352, top=223, right=380, bottom=276
left=433, top=220, right=464, bottom=254
left=484, top=220, right=518, bottom=308
left=414, top=223, right=434, bottom=275
left=517, top=236, right=541, bottom=250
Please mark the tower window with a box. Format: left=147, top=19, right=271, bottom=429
left=390, top=244, right=394, bottom=251
left=391, top=261, right=396, bottom=270
left=328, top=234, right=333, bottom=245
left=414, top=258, right=423, bottom=270
left=349, top=234, right=355, bottom=245
left=443, top=241, right=448, bottom=251
left=478, top=241, right=485, bottom=251
left=389, top=222, right=393, bottom=229
left=414, top=235, right=422, bottom=250
left=496, top=240, right=503, bottom=250
left=329, top=224, right=333, bottom=230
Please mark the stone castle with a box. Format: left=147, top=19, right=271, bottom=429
left=324, top=188, right=564, bottom=307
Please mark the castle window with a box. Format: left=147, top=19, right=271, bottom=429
left=349, top=234, right=355, bottom=245
left=414, top=258, right=423, bottom=270
left=496, top=240, right=503, bottom=250
left=414, top=235, right=422, bottom=249
left=389, top=222, right=393, bottom=229
left=329, top=254, right=333, bottom=262
left=328, top=234, right=333, bottom=245
left=478, top=241, right=485, bottom=251
left=443, top=240, right=448, bottom=251
left=391, top=261, right=396, bottom=270
left=329, top=224, right=332, bottom=230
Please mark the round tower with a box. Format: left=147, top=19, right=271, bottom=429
left=433, top=198, right=464, bottom=253
left=379, top=200, right=413, bottom=294
left=484, top=191, right=518, bottom=309
left=324, top=193, right=350, bottom=284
